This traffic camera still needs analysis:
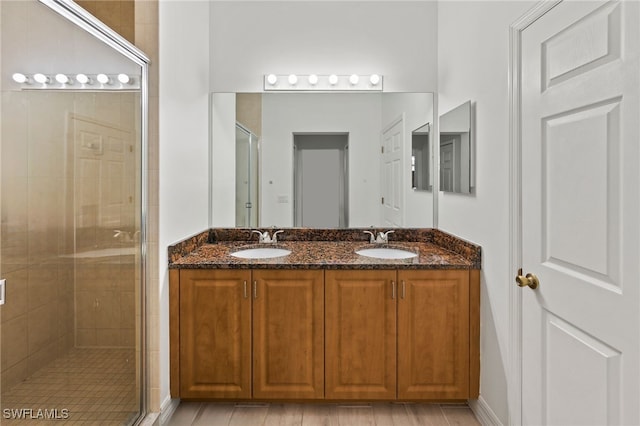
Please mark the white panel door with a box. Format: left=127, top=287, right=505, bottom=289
left=521, top=1, right=639, bottom=425
left=381, top=117, right=404, bottom=227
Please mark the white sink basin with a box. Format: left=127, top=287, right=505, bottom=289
left=230, top=247, right=292, bottom=259
left=355, top=247, right=418, bottom=260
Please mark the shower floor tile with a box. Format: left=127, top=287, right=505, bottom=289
left=1, top=348, right=138, bottom=425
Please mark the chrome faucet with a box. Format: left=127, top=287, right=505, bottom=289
left=272, top=230, right=284, bottom=242
left=113, top=230, right=140, bottom=243
left=377, top=230, right=394, bottom=243
left=364, top=229, right=394, bottom=244
left=251, top=229, right=284, bottom=243
left=363, top=230, right=376, bottom=243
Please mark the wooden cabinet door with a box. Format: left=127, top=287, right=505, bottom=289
left=179, top=269, right=252, bottom=399
left=252, top=269, right=324, bottom=399
left=397, top=270, right=470, bottom=399
left=325, top=270, right=397, bottom=399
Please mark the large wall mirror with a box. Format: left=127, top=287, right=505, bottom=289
left=439, top=100, right=473, bottom=194
left=211, top=92, right=435, bottom=229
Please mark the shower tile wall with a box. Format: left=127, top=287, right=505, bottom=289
left=236, top=93, right=263, bottom=137
left=76, top=1, right=135, bottom=44
left=0, top=91, right=138, bottom=391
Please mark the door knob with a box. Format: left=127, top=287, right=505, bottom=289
left=515, top=268, right=539, bottom=290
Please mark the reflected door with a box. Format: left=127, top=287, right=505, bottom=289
left=381, top=117, right=403, bottom=227
left=294, top=134, right=348, bottom=228
left=439, top=141, right=455, bottom=193
left=521, top=1, right=640, bottom=424
left=70, top=114, right=135, bottom=229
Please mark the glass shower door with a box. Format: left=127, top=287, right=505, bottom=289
left=0, top=1, right=146, bottom=423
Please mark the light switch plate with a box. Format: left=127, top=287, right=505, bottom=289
left=0, top=279, right=5, bottom=305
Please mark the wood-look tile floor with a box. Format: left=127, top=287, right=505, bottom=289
left=167, top=402, right=481, bottom=426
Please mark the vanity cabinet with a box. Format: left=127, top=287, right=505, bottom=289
left=325, top=270, right=397, bottom=399
left=326, top=270, right=472, bottom=400
left=397, top=270, right=470, bottom=399
left=252, top=270, right=324, bottom=399
left=171, top=269, right=324, bottom=400
left=171, top=267, right=479, bottom=401
left=177, top=269, right=252, bottom=399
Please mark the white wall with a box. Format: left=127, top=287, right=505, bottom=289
left=381, top=93, right=434, bottom=226
left=261, top=93, right=381, bottom=227
left=437, top=1, right=536, bottom=424
left=210, top=1, right=437, bottom=92
left=158, top=0, right=211, bottom=411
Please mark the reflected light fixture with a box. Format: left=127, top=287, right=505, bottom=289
left=33, top=73, right=49, bottom=84
left=349, top=74, right=359, bottom=85
left=12, top=73, right=28, bottom=84
left=96, top=73, right=110, bottom=84
left=308, top=74, right=319, bottom=85
left=267, top=74, right=278, bottom=85
left=370, top=74, right=380, bottom=86
left=288, top=74, right=298, bottom=85
left=55, top=74, right=70, bottom=84
left=117, top=73, right=130, bottom=84
left=328, top=74, right=339, bottom=85
left=10, top=72, right=140, bottom=90
left=76, top=73, right=90, bottom=84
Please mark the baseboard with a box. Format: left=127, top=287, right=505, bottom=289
left=469, top=396, right=503, bottom=426
left=158, top=396, right=180, bottom=426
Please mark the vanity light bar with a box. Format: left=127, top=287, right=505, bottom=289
left=264, top=74, right=383, bottom=91
left=10, top=72, right=140, bottom=91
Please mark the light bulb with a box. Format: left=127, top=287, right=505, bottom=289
left=328, top=74, right=338, bottom=85
left=12, top=73, right=28, bottom=84
left=308, top=74, right=318, bottom=85
left=369, top=74, right=380, bottom=85
left=288, top=74, right=298, bottom=85
left=76, top=74, right=90, bottom=84
left=349, top=74, right=359, bottom=85
left=96, top=73, right=110, bottom=84
left=55, top=74, right=70, bottom=84
left=266, top=74, right=277, bottom=85
left=34, top=73, right=49, bottom=84
left=117, top=73, right=130, bottom=84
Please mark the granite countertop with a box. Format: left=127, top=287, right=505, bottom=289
left=168, top=228, right=481, bottom=270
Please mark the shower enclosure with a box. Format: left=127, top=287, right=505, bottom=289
left=235, top=123, right=259, bottom=227
left=0, top=0, right=147, bottom=424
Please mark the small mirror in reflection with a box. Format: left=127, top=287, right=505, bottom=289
left=411, top=123, right=431, bottom=191
left=439, top=100, right=473, bottom=194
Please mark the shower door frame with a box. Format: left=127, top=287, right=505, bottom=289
left=236, top=122, right=260, bottom=228
left=36, top=0, right=150, bottom=421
